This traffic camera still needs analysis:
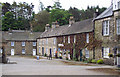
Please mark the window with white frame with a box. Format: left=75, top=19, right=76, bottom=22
left=74, top=35, right=76, bottom=43
left=53, top=38, right=56, bottom=45
left=86, top=34, right=89, bottom=43
left=33, top=42, right=36, bottom=46
left=42, top=40, right=44, bottom=45
left=63, top=36, right=65, bottom=43
left=85, top=48, right=89, bottom=58
left=68, top=36, right=70, bottom=43
left=103, top=48, right=109, bottom=58
left=1, top=49, right=2, bottom=53
left=39, top=40, right=41, bottom=45
left=22, top=42, right=25, bottom=46
left=46, top=38, right=48, bottom=45
left=117, top=18, right=120, bottom=35
left=103, top=20, right=109, bottom=36
left=11, top=42, right=14, bottom=46
left=22, top=49, right=25, bottom=54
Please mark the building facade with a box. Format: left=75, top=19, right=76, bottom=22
left=94, top=0, right=120, bottom=65
left=37, top=17, right=94, bottom=60
left=2, top=30, right=42, bottom=56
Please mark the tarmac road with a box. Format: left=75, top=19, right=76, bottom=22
left=2, top=56, right=118, bottom=75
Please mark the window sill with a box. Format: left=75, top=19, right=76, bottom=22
left=117, top=33, right=120, bottom=36
left=103, top=35, right=109, bottom=37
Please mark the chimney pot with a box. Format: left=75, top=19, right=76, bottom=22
left=69, top=16, right=75, bottom=26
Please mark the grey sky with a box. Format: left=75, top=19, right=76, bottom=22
left=0, top=0, right=112, bottom=13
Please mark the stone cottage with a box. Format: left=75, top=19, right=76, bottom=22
left=94, top=0, right=120, bottom=65
left=1, top=30, right=42, bottom=56
left=37, top=17, right=94, bottom=60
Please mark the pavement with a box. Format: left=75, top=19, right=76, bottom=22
left=1, top=56, right=120, bottom=75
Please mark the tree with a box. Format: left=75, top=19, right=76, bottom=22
left=32, top=11, right=50, bottom=32
left=50, top=9, right=72, bottom=26
left=38, top=0, right=45, bottom=12
left=53, top=0, right=62, bottom=9
left=69, top=7, right=80, bottom=21
left=2, top=2, right=35, bottom=31
left=2, top=2, right=11, bottom=16
left=2, top=12, right=15, bottom=31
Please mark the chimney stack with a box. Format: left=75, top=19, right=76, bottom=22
left=45, top=24, right=50, bottom=31
left=93, top=9, right=99, bottom=18
left=69, top=16, right=75, bottom=26
left=52, top=21, right=59, bottom=29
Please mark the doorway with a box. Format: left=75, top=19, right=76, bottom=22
left=50, top=48, right=52, bottom=55
left=80, top=49, right=82, bottom=61
left=11, top=49, right=14, bottom=56
left=33, top=49, right=36, bottom=56
left=42, top=47, right=44, bottom=56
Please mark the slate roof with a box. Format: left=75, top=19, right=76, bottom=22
left=95, top=5, right=113, bottom=20
left=2, top=30, right=42, bottom=41
left=40, top=18, right=93, bottom=38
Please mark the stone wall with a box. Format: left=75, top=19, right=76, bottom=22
left=37, top=37, right=57, bottom=57
left=5, top=41, right=37, bottom=56
left=57, top=32, right=94, bottom=60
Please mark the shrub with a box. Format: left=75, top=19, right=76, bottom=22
left=108, top=53, right=113, bottom=57
left=97, top=59, right=104, bottom=64
left=116, top=53, right=120, bottom=57
left=44, top=53, right=47, bottom=57
left=59, top=56, right=62, bottom=59
left=91, top=59, right=96, bottom=63
left=66, top=57, right=68, bottom=60
left=87, top=58, right=92, bottom=63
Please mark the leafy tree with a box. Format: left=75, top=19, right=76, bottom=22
left=50, top=9, right=72, bottom=26
left=38, top=1, right=45, bottom=12
left=2, top=2, right=34, bottom=31
left=2, top=2, right=11, bottom=16
left=2, top=12, right=15, bottom=31
left=32, top=11, right=50, bottom=32
left=53, top=0, right=62, bottom=9
left=69, top=7, right=81, bottom=21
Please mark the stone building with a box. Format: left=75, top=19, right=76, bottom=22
left=94, top=0, right=120, bottom=65
left=37, top=17, right=94, bottom=60
left=2, top=30, right=42, bottom=56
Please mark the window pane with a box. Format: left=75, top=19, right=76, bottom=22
left=22, top=49, right=25, bottom=54
left=22, top=42, right=25, bottom=46
left=33, top=42, right=36, bottom=46
left=117, top=19, right=120, bottom=34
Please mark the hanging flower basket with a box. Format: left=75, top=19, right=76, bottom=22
left=108, top=53, right=113, bottom=57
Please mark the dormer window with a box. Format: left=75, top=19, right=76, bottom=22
left=118, top=1, right=120, bottom=9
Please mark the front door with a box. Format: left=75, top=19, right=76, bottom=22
left=50, top=48, right=52, bottom=55
left=42, top=47, right=44, bottom=56
left=33, top=49, right=36, bottom=56
left=80, top=50, right=82, bottom=61
left=11, top=49, right=14, bottom=56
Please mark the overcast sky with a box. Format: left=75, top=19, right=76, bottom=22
left=0, top=0, right=112, bottom=13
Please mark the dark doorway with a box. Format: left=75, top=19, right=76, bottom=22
left=42, top=47, right=44, bottom=56
left=80, top=49, right=82, bottom=61
left=50, top=48, right=52, bottom=55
